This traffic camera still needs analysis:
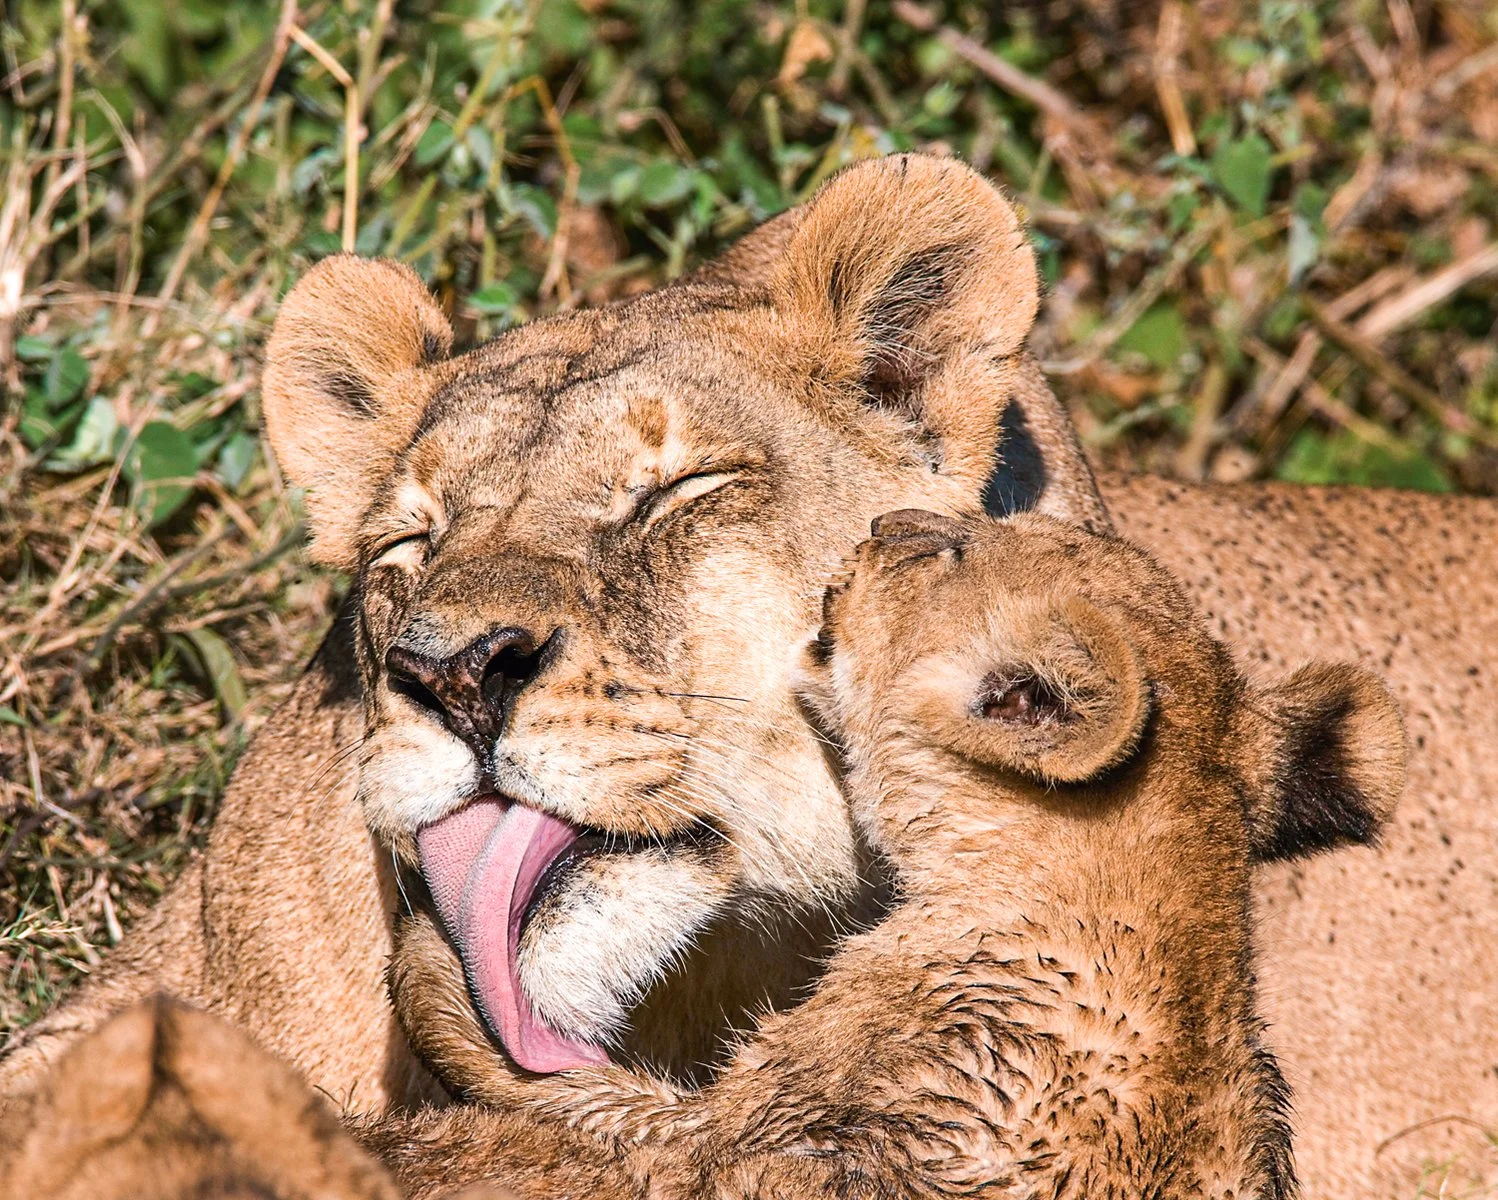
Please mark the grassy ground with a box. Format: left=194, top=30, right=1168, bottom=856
left=1, top=0, right=1496, bottom=1164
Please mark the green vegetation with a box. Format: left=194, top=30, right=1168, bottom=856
left=1, top=0, right=1495, bottom=1104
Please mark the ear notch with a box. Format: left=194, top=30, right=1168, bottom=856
left=1239, top=662, right=1406, bottom=864
left=919, top=596, right=1151, bottom=786
left=770, top=154, right=1039, bottom=435
left=262, top=255, right=453, bottom=569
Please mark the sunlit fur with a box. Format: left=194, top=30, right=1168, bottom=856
left=258, top=154, right=1059, bottom=1074
left=10, top=150, right=1493, bottom=1198
left=359, top=512, right=1404, bottom=1200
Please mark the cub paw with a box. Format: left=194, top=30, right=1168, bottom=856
left=798, top=508, right=975, bottom=743
left=809, top=507, right=969, bottom=666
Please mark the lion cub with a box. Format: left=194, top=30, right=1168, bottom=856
left=366, top=511, right=1405, bottom=1200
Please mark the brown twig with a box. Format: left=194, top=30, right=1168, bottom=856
left=145, top=0, right=298, bottom=332
left=891, top=1, right=1101, bottom=143
left=1176, top=358, right=1227, bottom=480
left=1355, top=241, right=1498, bottom=341
left=1044, top=214, right=1223, bottom=375
left=1304, top=298, right=1497, bottom=446
left=829, top=0, right=867, bottom=98
left=1153, top=1, right=1196, bottom=157
left=501, top=75, right=578, bottom=305
left=288, top=25, right=361, bottom=253
left=1250, top=267, right=1415, bottom=435
left=85, top=528, right=228, bottom=668
left=1241, top=334, right=1407, bottom=454
left=356, top=0, right=397, bottom=116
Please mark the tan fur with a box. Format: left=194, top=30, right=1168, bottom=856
left=5, top=154, right=1497, bottom=1197
left=359, top=510, right=1403, bottom=1200
left=0, top=994, right=509, bottom=1200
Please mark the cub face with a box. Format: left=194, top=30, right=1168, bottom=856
left=799, top=510, right=1406, bottom=871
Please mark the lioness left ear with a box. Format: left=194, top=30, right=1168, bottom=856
left=1237, top=663, right=1406, bottom=864
left=769, top=154, right=1038, bottom=478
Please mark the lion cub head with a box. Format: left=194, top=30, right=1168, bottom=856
left=802, top=509, right=1405, bottom=878
left=259, top=155, right=1098, bottom=1078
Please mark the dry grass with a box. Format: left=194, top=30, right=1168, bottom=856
left=2, top=0, right=1497, bottom=1052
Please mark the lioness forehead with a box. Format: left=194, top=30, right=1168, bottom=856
left=388, top=298, right=793, bottom=518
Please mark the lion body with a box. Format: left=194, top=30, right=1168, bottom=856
left=367, top=509, right=1408, bottom=1200
left=4, top=155, right=1496, bottom=1198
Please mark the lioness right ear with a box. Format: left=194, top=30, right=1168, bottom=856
left=768, top=154, right=1039, bottom=484
left=1238, top=663, right=1406, bottom=864
left=262, top=255, right=453, bottom=569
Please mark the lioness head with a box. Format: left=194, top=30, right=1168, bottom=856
left=262, top=155, right=1097, bottom=1078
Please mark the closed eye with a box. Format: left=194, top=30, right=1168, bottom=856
left=637, top=470, right=739, bottom=531
left=371, top=531, right=432, bottom=570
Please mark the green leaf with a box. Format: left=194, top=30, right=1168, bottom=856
left=922, top=81, right=960, bottom=118
left=1167, top=189, right=1198, bottom=232
left=504, top=182, right=558, bottom=238
left=20, top=387, right=85, bottom=449
left=468, top=282, right=518, bottom=315
left=125, top=421, right=198, bottom=527
left=1116, top=303, right=1191, bottom=370
left=120, top=0, right=173, bottom=100
left=913, top=37, right=956, bottom=78
left=1211, top=134, right=1273, bottom=217
left=414, top=122, right=454, bottom=168
left=47, top=397, right=120, bottom=472
left=637, top=160, right=694, bottom=209
left=1276, top=430, right=1453, bottom=492
left=1293, top=182, right=1328, bottom=225
left=44, top=349, right=90, bottom=410
left=535, top=0, right=591, bottom=57
left=216, top=431, right=258, bottom=492
left=15, top=336, right=53, bottom=362
left=0, top=705, right=28, bottom=727
left=179, top=628, right=248, bottom=720
left=1263, top=297, right=1303, bottom=342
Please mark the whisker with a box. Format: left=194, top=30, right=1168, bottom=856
left=307, top=735, right=369, bottom=790
left=392, top=848, right=414, bottom=916
left=697, top=709, right=845, bottom=752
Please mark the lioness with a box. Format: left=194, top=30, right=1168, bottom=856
left=4, top=154, right=1495, bottom=1197
left=359, top=508, right=1404, bottom=1200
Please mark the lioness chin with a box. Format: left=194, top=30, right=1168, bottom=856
left=360, top=509, right=1404, bottom=1200
left=5, top=153, right=1497, bottom=1199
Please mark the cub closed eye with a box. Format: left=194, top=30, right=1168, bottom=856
left=976, top=673, right=1072, bottom=725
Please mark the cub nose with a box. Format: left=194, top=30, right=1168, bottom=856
left=385, top=626, right=554, bottom=748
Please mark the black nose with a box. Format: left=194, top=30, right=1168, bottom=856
left=385, top=627, right=555, bottom=748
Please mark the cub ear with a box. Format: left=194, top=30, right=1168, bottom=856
left=914, top=596, right=1151, bottom=786
left=1237, top=663, right=1406, bottom=864
left=769, top=154, right=1039, bottom=477
left=262, top=255, right=453, bottom=569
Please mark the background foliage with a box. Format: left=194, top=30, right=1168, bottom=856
left=1, top=0, right=1496, bottom=1097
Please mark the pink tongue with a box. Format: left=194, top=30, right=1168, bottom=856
left=416, top=798, right=609, bottom=1073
